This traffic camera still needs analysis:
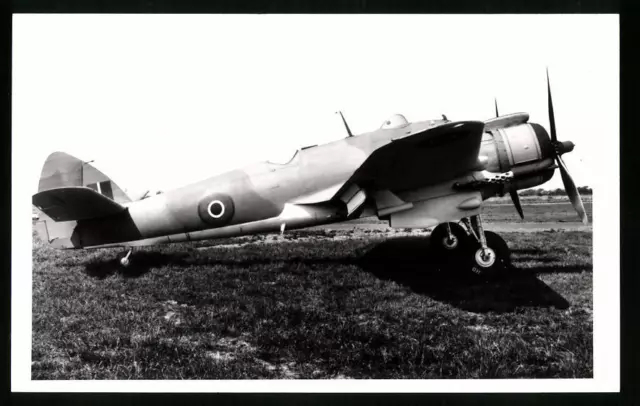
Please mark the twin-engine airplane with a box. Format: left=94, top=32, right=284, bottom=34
left=33, top=72, right=588, bottom=278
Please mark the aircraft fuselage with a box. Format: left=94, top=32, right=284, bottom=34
left=68, top=119, right=445, bottom=248
left=41, top=116, right=557, bottom=249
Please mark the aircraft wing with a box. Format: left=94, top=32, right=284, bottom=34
left=344, top=120, right=486, bottom=192
left=32, top=186, right=126, bottom=222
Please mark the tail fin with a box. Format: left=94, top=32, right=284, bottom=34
left=33, top=152, right=131, bottom=248
left=38, top=152, right=131, bottom=204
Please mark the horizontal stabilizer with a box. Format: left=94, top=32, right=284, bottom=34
left=32, top=187, right=126, bottom=222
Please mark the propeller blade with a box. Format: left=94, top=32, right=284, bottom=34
left=494, top=98, right=499, bottom=118
left=509, top=188, right=524, bottom=219
left=556, top=155, right=589, bottom=224
left=546, top=68, right=558, bottom=143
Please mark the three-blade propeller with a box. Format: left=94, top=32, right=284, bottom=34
left=546, top=69, right=589, bottom=225
left=496, top=71, right=588, bottom=224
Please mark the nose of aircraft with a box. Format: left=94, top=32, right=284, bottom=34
left=529, top=122, right=575, bottom=160
left=529, top=122, right=556, bottom=162
left=493, top=69, right=588, bottom=225
left=543, top=68, right=588, bottom=224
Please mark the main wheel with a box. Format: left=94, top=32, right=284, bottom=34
left=467, top=231, right=511, bottom=279
left=484, top=231, right=511, bottom=269
left=430, top=222, right=470, bottom=267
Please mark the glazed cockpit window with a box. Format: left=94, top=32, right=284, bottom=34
left=380, top=114, right=410, bottom=129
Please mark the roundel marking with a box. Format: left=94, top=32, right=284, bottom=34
left=198, top=193, right=235, bottom=226
left=207, top=200, right=225, bottom=219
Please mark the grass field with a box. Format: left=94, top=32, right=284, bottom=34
left=31, top=199, right=593, bottom=379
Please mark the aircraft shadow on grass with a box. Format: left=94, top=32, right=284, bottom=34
left=357, top=237, right=572, bottom=313
left=82, top=248, right=351, bottom=279
left=83, top=236, right=575, bottom=313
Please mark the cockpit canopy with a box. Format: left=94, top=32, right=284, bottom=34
left=380, top=114, right=409, bottom=129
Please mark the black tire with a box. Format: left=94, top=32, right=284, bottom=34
left=467, top=231, right=511, bottom=279
left=430, top=222, right=470, bottom=267
left=485, top=231, right=512, bottom=269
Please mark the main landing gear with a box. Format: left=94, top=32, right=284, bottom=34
left=430, top=215, right=511, bottom=278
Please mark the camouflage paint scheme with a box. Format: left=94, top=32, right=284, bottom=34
left=33, top=113, right=558, bottom=249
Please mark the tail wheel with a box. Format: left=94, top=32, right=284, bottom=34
left=430, top=222, right=470, bottom=265
left=468, top=231, right=511, bottom=279
left=117, top=249, right=133, bottom=268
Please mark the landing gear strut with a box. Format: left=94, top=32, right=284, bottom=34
left=430, top=221, right=469, bottom=264
left=465, top=215, right=511, bottom=278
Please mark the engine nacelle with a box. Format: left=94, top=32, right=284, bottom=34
left=479, top=123, right=555, bottom=185
left=510, top=169, right=555, bottom=191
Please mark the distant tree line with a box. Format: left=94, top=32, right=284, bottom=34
left=519, top=186, right=592, bottom=196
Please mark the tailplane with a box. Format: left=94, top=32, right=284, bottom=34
left=33, top=187, right=126, bottom=222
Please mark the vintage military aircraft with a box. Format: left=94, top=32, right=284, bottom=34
left=33, top=71, right=588, bottom=278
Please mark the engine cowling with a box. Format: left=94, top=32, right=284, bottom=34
left=479, top=122, right=556, bottom=190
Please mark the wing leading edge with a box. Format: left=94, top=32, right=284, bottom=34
left=341, top=120, right=486, bottom=193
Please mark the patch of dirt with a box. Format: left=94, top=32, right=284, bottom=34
left=215, top=336, right=256, bottom=353
left=332, top=373, right=353, bottom=379
left=199, top=334, right=311, bottom=378
left=206, top=351, right=236, bottom=362
left=466, top=325, right=497, bottom=333
left=255, top=359, right=300, bottom=379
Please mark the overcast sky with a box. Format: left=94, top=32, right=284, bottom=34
left=14, top=14, right=618, bottom=197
